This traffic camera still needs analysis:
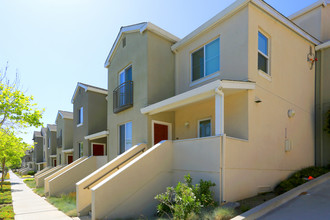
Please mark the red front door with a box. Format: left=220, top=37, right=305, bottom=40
left=68, top=155, right=73, bottom=164
left=93, top=144, right=105, bottom=156
left=53, top=159, right=57, bottom=167
left=154, top=123, right=169, bottom=145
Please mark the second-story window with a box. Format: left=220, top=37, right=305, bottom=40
left=258, top=31, right=269, bottom=75
left=113, top=66, right=133, bottom=113
left=192, top=38, right=220, bottom=81
left=78, top=107, right=83, bottom=125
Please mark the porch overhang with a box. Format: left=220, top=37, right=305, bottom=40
left=141, top=80, right=255, bottom=115
left=85, top=130, right=109, bottom=140
left=62, top=148, right=74, bottom=153
left=49, top=155, right=57, bottom=158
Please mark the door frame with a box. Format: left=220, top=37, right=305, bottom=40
left=66, top=154, right=73, bottom=164
left=151, top=120, right=172, bottom=146
left=91, top=142, right=106, bottom=156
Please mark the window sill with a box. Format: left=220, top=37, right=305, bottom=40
left=77, top=123, right=83, bottom=127
left=258, top=70, right=272, bottom=81
left=189, top=71, right=220, bottom=87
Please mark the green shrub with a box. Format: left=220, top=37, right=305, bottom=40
left=155, top=174, right=216, bottom=219
left=0, top=205, right=14, bottom=219
left=274, top=166, right=330, bottom=195
left=27, top=171, right=35, bottom=175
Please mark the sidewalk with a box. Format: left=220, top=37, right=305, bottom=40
left=9, top=170, right=72, bottom=220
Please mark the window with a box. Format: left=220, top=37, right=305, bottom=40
left=78, top=107, right=83, bottom=125
left=198, top=119, right=211, bottom=138
left=79, top=142, right=84, bottom=157
left=192, top=38, right=220, bottom=81
left=48, top=138, right=50, bottom=149
left=113, top=66, right=133, bottom=113
left=258, top=31, right=269, bottom=74
left=119, top=122, right=132, bottom=154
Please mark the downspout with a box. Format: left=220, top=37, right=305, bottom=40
left=215, top=88, right=226, bottom=204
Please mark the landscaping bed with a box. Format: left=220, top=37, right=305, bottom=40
left=0, top=182, right=14, bottom=220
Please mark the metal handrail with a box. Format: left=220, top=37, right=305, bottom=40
left=84, top=148, right=145, bottom=189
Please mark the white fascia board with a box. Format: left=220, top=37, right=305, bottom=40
left=171, top=0, right=249, bottom=52
left=251, top=0, right=321, bottom=45
left=104, top=22, right=179, bottom=68
left=71, top=83, right=107, bottom=104
left=49, top=155, right=57, bottom=158
left=86, top=87, right=108, bottom=95
left=316, top=40, right=330, bottom=50
left=85, top=130, right=109, bottom=140
left=62, top=149, right=74, bottom=153
left=141, top=80, right=256, bottom=115
left=288, top=0, right=326, bottom=20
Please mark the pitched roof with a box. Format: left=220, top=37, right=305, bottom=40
left=41, top=127, right=47, bottom=136
left=71, top=82, right=108, bottom=104
left=289, top=0, right=330, bottom=20
left=171, top=0, right=321, bottom=52
left=32, top=131, right=42, bottom=140
left=104, top=22, right=180, bottom=68
left=55, top=110, right=73, bottom=124
left=47, top=124, right=57, bottom=132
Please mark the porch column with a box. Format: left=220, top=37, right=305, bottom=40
left=215, top=89, right=224, bottom=136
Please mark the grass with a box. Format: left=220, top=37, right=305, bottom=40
left=23, top=178, right=45, bottom=197
left=47, top=192, right=77, bottom=217
left=0, top=181, right=14, bottom=220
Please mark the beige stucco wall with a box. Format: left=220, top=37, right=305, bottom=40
left=174, top=6, right=249, bottom=95
left=107, top=30, right=175, bottom=160
left=35, top=165, right=63, bottom=187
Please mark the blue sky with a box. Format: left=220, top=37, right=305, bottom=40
left=0, top=0, right=319, bottom=144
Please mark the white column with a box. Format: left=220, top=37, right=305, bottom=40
left=215, top=90, right=224, bottom=136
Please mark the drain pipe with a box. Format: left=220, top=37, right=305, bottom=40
left=215, top=87, right=226, bottom=204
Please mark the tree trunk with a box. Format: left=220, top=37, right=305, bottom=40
left=1, top=157, right=5, bottom=191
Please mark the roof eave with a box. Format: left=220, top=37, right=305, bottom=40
left=288, top=0, right=327, bottom=20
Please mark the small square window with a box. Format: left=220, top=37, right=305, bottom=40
left=258, top=31, right=269, bottom=74
left=198, top=119, right=211, bottom=138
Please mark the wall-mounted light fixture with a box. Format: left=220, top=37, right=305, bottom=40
left=254, top=96, right=262, bottom=103
left=288, top=109, right=295, bottom=118
left=184, top=122, right=190, bottom=128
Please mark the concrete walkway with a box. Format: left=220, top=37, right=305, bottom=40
left=258, top=178, right=330, bottom=219
left=9, top=170, right=72, bottom=220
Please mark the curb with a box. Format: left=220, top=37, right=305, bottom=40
left=231, top=172, right=330, bottom=220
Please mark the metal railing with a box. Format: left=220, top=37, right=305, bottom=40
left=113, top=81, right=133, bottom=113
left=57, top=136, right=62, bottom=147
left=84, top=148, right=145, bottom=189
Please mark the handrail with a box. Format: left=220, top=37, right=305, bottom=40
left=84, top=148, right=145, bottom=189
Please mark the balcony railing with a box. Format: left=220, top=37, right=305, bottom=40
left=113, top=81, right=133, bottom=113
left=57, top=136, right=62, bottom=148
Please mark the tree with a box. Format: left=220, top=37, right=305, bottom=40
left=0, top=129, right=28, bottom=190
left=0, top=63, right=43, bottom=188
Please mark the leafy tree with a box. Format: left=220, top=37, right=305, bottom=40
left=0, top=129, right=29, bottom=190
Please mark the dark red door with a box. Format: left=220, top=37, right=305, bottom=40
left=154, top=123, right=169, bottom=145
left=68, top=156, right=73, bottom=164
left=93, top=144, right=105, bottom=156
left=54, top=159, right=57, bottom=167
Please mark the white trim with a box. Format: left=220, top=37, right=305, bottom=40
left=258, top=30, right=270, bottom=76
left=190, top=72, right=220, bottom=87
left=77, top=123, right=83, bottom=127
left=288, top=0, right=327, bottom=20
left=151, top=120, right=172, bottom=146
left=85, top=130, right=109, bottom=140
left=171, top=0, right=320, bottom=52
left=62, top=148, right=74, bottom=153
left=49, top=155, right=57, bottom=158
left=141, top=80, right=255, bottom=115
left=198, top=118, right=212, bottom=138
left=104, top=22, right=180, bottom=68
left=78, top=106, right=83, bottom=126
left=91, top=143, right=106, bottom=156
left=316, top=40, right=330, bottom=51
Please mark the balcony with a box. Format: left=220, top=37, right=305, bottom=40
left=113, top=81, right=133, bottom=113
left=57, top=136, right=62, bottom=148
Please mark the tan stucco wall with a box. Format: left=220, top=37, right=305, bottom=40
left=174, top=7, right=249, bottom=95
left=291, top=6, right=322, bottom=41
left=107, top=30, right=175, bottom=160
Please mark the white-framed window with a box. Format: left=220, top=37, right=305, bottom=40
left=48, top=138, right=51, bottom=149
left=198, top=118, right=212, bottom=138
left=119, top=121, right=132, bottom=154
left=78, top=107, right=83, bottom=126
left=258, top=31, right=269, bottom=75
left=191, top=38, right=220, bottom=82
left=78, top=142, right=84, bottom=157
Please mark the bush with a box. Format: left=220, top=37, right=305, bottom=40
left=274, top=166, right=330, bottom=195
left=27, top=171, right=35, bottom=176
left=155, top=174, right=216, bottom=219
